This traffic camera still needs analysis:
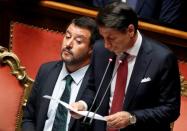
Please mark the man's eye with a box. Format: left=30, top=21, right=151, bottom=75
left=75, top=38, right=83, bottom=44
left=65, top=35, right=71, bottom=39
left=76, top=40, right=82, bottom=44
left=65, top=32, right=71, bottom=38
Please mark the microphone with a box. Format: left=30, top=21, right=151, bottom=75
left=88, top=53, right=127, bottom=124
left=82, top=58, right=113, bottom=124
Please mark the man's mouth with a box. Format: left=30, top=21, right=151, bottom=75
left=62, top=49, right=73, bottom=55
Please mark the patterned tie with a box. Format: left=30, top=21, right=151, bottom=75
left=52, top=75, right=73, bottom=131
left=108, top=57, right=128, bottom=131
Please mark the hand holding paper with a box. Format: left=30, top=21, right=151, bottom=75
left=43, top=95, right=106, bottom=121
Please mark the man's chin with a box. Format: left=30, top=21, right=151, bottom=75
left=112, top=51, right=122, bottom=55
left=107, top=49, right=120, bottom=55
left=63, top=59, right=72, bottom=63
left=62, top=54, right=72, bottom=60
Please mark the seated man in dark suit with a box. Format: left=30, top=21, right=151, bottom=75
left=21, top=16, right=100, bottom=131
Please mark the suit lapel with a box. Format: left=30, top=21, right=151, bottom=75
left=38, top=62, right=63, bottom=128
left=75, top=66, right=92, bottom=101
left=124, top=37, right=152, bottom=109
left=68, top=66, right=92, bottom=129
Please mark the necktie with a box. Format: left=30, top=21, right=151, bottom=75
left=108, top=57, right=128, bottom=131
left=126, top=0, right=138, bottom=10
left=52, top=75, right=73, bottom=131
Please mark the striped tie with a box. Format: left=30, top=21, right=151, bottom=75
left=52, top=75, right=73, bottom=131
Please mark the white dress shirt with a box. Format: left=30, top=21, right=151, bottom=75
left=43, top=63, right=89, bottom=131
left=109, top=31, right=142, bottom=110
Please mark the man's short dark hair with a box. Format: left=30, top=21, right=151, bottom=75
left=96, top=1, right=138, bottom=32
left=71, top=17, right=100, bottom=46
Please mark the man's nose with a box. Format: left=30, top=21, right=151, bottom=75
left=65, top=39, right=73, bottom=48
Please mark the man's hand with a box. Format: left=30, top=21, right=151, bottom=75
left=104, top=111, right=131, bottom=129
left=70, top=101, right=86, bottom=119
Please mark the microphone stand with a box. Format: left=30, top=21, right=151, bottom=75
left=88, top=53, right=127, bottom=124
left=89, top=59, right=123, bottom=124
left=81, top=58, right=113, bottom=128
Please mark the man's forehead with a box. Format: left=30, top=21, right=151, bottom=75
left=99, top=27, right=115, bottom=33
left=99, top=27, right=126, bottom=36
left=99, top=27, right=117, bottom=36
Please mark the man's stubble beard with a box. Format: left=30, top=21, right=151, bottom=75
left=62, top=52, right=89, bottom=67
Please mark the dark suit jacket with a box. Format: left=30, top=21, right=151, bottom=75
left=22, top=61, right=91, bottom=131
left=82, top=35, right=181, bottom=131
left=93, top=0, right=181, bottom=24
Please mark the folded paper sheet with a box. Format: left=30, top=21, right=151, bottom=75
left=43, top=95, right=106, bottom=121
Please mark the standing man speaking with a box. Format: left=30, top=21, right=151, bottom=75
left=71, top=2, right=181, bottom=131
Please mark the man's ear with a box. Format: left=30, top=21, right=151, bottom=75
left=88, top=49, right=93, bottom=55
left=128, top=24, right=135, bottom=37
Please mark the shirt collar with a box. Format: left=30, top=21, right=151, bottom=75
left=126, top=30, right=142, bottom=57
left=61, top=63, right=89, bottom=85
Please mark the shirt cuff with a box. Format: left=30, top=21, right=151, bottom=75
left=78, top=100, right=88, bottom=111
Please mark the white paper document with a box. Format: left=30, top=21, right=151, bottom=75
left=43, top=95, right=106, bottom=121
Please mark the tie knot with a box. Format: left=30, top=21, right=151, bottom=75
left=118, top=52, right=128, bottom=64
left=65, top=75, right=73, bottom=85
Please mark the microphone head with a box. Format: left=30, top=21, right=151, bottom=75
left=109, top=58, right=113, bottom=62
